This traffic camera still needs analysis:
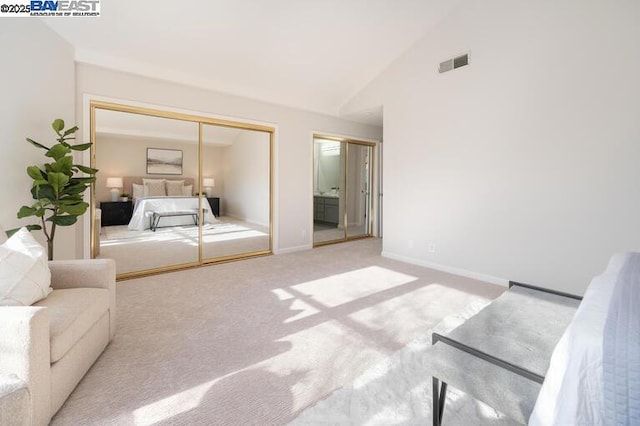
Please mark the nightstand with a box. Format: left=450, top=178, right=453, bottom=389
left=100, top=201, right=133, bottom=226
left=206, top=197, right=220, bottom=217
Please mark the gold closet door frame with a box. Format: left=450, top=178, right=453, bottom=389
left=312, top=134, right=376, bottom=247
left=90, top=100, right=275, bottom=280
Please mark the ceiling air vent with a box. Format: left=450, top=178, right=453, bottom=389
left=439, top=53, right=469, bottom=73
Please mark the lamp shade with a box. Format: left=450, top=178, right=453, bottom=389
left=203, top=178, right=215, bottom=188
left=106, top=177, right=123, bottom=188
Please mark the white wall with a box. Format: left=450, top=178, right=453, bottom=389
left=347, top=0, right=640, bottom=294
left=75, top=64, right=382, bottom=252
left=222, top=130, right=270, bottom=226
left=0, top=20, right=76, bottom=259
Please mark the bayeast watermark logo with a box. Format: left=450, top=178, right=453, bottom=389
left=0, top=0, right=100, bottom=17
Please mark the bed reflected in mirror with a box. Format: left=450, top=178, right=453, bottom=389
left=94, top=109, right=201, bottom=274
left=91, top=103, right=273, bottom=277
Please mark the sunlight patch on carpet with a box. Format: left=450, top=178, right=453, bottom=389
left=290, top=266, right=418, bottom=308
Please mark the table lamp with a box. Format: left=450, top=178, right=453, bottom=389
left=106, top=177, right=123, bottom=202
left=203, top=178, right=215, bottom=197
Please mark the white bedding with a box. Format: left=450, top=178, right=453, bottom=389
left=603, top=253, right=640, bottom=425
left=128, top=196, right=217, bottom=231
left=529, top=252, right=640, bottom=426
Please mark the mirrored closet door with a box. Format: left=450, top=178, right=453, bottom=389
left=201, top=123, right=271, bottom=261
left=312, top=135, right=374, bottom=246
left=90, top=102, right=273, bottom=278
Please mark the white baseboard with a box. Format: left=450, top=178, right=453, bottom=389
left=381, top=251, right=509, bottom=287
left=275, top=244, right=312, bottom=255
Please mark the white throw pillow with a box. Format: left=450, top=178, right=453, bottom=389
left=0, top=228, right=52, bottom=306
left=132, top=183, right=147, bottom=200
left=182, top=184, right=193, bottom=196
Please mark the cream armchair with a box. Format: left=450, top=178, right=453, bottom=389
left=0, top=257, right=116, bottom=426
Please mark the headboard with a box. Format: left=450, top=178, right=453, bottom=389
left=123, top=176, right=196, bottom=198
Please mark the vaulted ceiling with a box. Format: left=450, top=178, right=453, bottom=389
left=45, top=0, right=461, bottom=126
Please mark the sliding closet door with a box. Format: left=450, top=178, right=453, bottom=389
left=313, top=136, right=375, bottom=246
left=91, top=101, right=275, bottom=278
left=312, top=139, right=345, bottom=245
left=93, top=108, right=200, bottom=275
left=346, top=143, right=372, bottom=238
left=200, top=123, right=271, bottom=261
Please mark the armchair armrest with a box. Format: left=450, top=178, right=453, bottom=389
left=0, top=307, right=51, bottom=426
left=48, top=258, right=117, bottom=340
left=48, top=259, right=115, bottom=291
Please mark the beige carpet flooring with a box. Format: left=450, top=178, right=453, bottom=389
left=52, top=238, right=505, bottom=425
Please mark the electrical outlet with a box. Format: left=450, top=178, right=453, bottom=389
left=428, top=243, right=436, bottom=253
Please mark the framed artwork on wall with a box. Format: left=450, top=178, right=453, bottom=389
left=146, top=148, right=183, bottom=175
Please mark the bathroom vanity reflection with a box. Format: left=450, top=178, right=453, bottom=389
left=313, top=136, right=374, bottom=245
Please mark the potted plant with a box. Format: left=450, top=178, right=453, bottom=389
left=11, top=119, right=97, bottom=260
left=120, top=193, right=130, bottom=202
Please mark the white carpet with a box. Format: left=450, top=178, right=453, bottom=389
left=290, top=299, right=519, bottom=425
left=52, top=239, right=506, bottom=425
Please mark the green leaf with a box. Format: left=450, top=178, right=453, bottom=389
left=69, top=143, right=92, bottom=151
left=75, top=165, right=98, bottom=174
left=26, top=138, right=50, bottom=151
left=27, top=166, right=45, bottom=181
left=6, top=225, right=42, bottom=238
left=58, top=202, right=88, bottom=216
left=48, top=215, right=77, bottom=226
left=58, top=194, right=84, bottom=202
left=48, top=172, right=70, bottom=196
left=32, top=183, right=55, bottom=201
left=52, top=119, right=65, bottom=134
left=45, top=144, right=71, bottom=161
left=17, top=206, right=37, bottom=218
left=69, top=177, right=95, bottom=185
left=61, top=184, right=87, bottom=195
left=62, top=126, right=78, bottom=137
left=49, top=156, right=73, bottom=174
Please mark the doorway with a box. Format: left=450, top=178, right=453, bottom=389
left=312, top=135, right=375, bottom=246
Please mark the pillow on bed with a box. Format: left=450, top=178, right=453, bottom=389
left=166, top=180, right=185, bottom=196
left=145, top=181, right=166, bottom=196
left=182, top=184, right=193, bottom=196
left=132, top=183, right=146, bottom=200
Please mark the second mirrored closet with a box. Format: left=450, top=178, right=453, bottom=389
left=91, top=102, right=273, bottom=278
left=313, top=135, right=375, bottom=246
